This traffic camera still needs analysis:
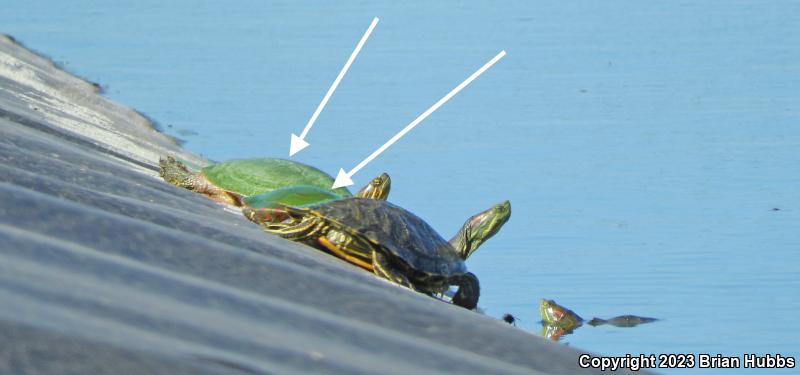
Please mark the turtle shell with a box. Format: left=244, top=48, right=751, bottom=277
left=309, top=198, right=467, bottom=277
left=201, top=158, right=352, bottom=197
left=244, top=185, right=342, bottom=208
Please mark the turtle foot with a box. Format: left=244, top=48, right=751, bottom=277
left=452, top=272, right=480, bottom=310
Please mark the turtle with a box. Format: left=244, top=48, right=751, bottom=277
left=159, top=156, right=388, bottom=206
left=538, top=299, right=657, bottom=341
left=247, top=198, right=510, bottom=262
left=242, top=198, right=494, bottom=309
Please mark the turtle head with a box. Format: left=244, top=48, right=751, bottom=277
left=539, top=298, right=583, bottom=328
left=159, top=156, right=193, bottom=187
left=355, top=173, right=391, bottom=200
left=451, top=200, right=511, bottom=260
left=539, top=299, right=561, bottom=324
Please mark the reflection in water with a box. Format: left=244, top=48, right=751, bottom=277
left=539, top=323, right=579, bottom=342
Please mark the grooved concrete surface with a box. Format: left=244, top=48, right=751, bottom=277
left=0, top=35, right=647, bottom=375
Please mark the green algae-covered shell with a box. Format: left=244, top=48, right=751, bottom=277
left=201, top=158, right=352, bottom=197
left=244, top=185, right=343, bottom=208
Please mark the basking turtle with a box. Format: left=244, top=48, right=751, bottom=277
left=243, top=198, right=484, bottom=309
left=539, top=299, right=657, bottom=341
left=159, top=156, right=388, bottom=206
left=248, top=198, right=510, bottom=262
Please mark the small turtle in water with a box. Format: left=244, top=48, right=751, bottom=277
left=539, top=299, right=657, bottom=341
left=159, top=156, right=387, bottom=206
left=243, top=198, right=511, bottom=309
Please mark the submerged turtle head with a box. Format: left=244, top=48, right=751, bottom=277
left=450, top=200, right=511, bottom=260
left=354, top=173, right=391, bottom=200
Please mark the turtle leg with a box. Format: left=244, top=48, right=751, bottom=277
left=451, top=272, right=480, bottom=310
left=372, top=250, right=416, bottom=291
left=159, top=156, right=241, bottom=206
left=317, top=236, right=374, bottom=271
left=313, top=230, right=382, bottom=274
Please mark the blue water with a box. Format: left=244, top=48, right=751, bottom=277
left=4, top=1, right=799, bottom=372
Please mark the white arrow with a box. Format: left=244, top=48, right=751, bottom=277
left=290, top=17, right=380, bottom=156
left=332, top=50, right=507, bottom=189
